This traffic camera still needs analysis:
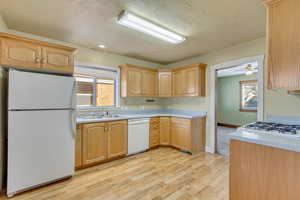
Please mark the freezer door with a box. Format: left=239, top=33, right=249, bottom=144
left=7, top=110, right=75, bottom=195
left=8, top=70, right=76, bottom=110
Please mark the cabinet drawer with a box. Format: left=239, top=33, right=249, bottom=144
left=171, top=117, right=191, bottom=126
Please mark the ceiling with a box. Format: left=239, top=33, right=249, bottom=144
left=0, top=0, right=266, bottom=64
left=217, top=62, right=258, bottom=77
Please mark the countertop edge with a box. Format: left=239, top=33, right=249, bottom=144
left=229, top=133, right=300, bottom=153
left=77, top=113, right=207, bottom=124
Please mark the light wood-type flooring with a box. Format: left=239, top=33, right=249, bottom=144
left=1, top=147, right=229, bottom=200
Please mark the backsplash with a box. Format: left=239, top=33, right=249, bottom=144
left=77, top=97, right=164, bottom=115
left=161, top=97, right=208, bottom=111
left=120, top=97, right=163, bottom=110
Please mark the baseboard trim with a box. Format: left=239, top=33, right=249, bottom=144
left=217, top=122, right=240, bottom=128
left=205, top=146, right=215, bottom=154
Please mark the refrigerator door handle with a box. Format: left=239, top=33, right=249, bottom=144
left=71, top=80, right=76, bottom=109
left=70, top=110, right=76, bottom=138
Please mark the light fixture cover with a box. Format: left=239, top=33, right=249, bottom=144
left=98, top=44, right=106, bottom=48
left=117, top=11, right=186, bottom=44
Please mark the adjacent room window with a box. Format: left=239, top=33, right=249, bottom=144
left=239, top=80, right=258, bottom=112
left=75, top=65, right=119, bottom=108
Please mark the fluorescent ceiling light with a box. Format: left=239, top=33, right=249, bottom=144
left=117, top=11, right=186, bottom=44
left=98, top=44, right=106, bottom=48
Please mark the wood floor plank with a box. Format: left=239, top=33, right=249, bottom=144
left=1, top=147, right=229, bottom=200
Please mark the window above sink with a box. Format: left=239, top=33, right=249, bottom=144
left=75, top=64, right=120, bottom=110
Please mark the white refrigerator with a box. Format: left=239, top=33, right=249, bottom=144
left=7, top=70, right=76, bottom=197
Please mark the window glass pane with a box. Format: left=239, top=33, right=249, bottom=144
left=96, top=79, right=115, bottom=107
left=76, top=77, right=94, bottom=106
left=77, top=94, right=93, bottom=106
left=74, top=66, right=118, bottom=108
left=240, top=81, right=258, bottom=111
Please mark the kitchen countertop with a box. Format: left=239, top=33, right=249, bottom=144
left=77, top=109, right=207, bottom=124
left=230, top=130, right=300, bottom=153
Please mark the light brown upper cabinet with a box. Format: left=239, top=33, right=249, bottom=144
left=120, top=63, right=206, bottom=97
left=107, top=120, right=128, bottom=159
left=0, top=38, right=42, bottom=69
left=42, top=47, right=74, bottom=73
left=172, top=64, right=207, bottom=97
left=263, top=0, right=300, bottom=90
left=120, top=64, right=158, bottom=97
left=158, top=70, right=172, bottom=97
left=142, top=70, right=158, bottom=96
left=0, top=33, right=76, bottom=74
left=127, top=67, right=143, bottom=96
left=172, top=70, right=185, bottom=96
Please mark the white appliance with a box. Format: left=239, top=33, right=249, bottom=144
left=127, top=118, right=150, bottom=155
left=7, top=70, right=76, bottom=197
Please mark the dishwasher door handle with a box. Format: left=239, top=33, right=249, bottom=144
left=128, top=121, right=149, bottom=125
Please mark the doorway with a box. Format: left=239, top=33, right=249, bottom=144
left=208, top=55, right=264, bottom=155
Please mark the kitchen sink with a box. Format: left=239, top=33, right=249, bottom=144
left=79, top=114, right=120, bottom=120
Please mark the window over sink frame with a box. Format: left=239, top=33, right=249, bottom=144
left=75, top=64, right=120, bottom=110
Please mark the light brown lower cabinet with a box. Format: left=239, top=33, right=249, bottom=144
left=82, top=122, right=108, bottom=165
left=150, top=117, right=160, bottom=148
left=170, top=117, right=206, bottom=153
left=79, top=120, right=128, bottom=167
left=160, top=117, right=170, bottom=145
left=171, top=118, right=191, bottom=151
left=107, top=120, right=128, bottom=159
left=76, top=117, right=205, bottom=169
left=230, top=140, right=300, bottom=200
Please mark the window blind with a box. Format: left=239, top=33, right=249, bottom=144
left=75, top=65, right=118, bottom=80
left=76, top=81, right=93, bottom=94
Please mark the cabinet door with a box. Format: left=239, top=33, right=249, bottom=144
left=171, top=118, right=191, bottom=151
left=184, top=67, right=198, bottom=96
left=42, top=47, right=74, bottom=73
left=0, top=38, right=42, bottom=69
left=107, top=120, right=128, bottom=159
left=142, top=71, right=158, bottom=96
left=82, top=123, right=107, bottom=165
left=173, top=71, right=184, bottom=96
left=171, top=125, right=186, bottom=149
left=159, top=72, right=172, bottom=97
left=160, top=117, right=170, bottom=145
left=75, top=125, right=82, bottom=168
left=150, top=117, right=160, bottom=148
left=127, top=69, right=143, bottom=96
left=267, top=0, right=300, bottom=90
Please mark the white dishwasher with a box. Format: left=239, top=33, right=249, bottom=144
left=128, top=118, right=150, bottom=155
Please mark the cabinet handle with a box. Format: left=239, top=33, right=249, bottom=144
left=41, top=58, right=47, bottom=64
left=35, top=57, right=40, bottom=63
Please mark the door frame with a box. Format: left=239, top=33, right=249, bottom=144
left=208, top=55, right=265, bottom=153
